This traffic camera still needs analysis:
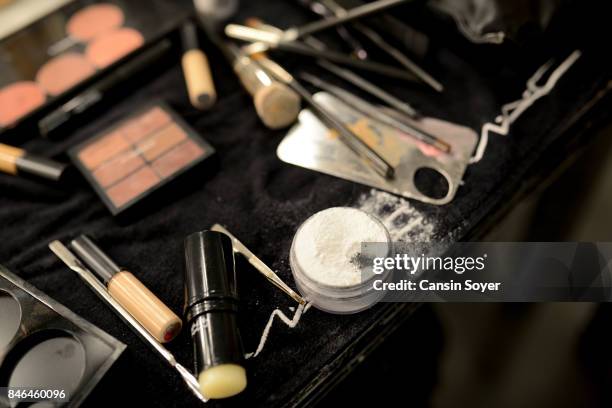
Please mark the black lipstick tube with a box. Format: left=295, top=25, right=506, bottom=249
left=184, top=230, right=246, bottom=399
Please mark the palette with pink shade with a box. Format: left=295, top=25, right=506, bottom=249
left=69, top=102, right=215, bottom=215
left=0, top=0, right=189, bottom=135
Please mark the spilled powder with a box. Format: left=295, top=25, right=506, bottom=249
left=357, top=189, right=436, bottom=242
left=248, top=190, right=437, bottom=359
left=293, top=207, right=388, bottom=287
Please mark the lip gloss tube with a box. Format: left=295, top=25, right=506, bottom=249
left=0, top=143, right=68, bottom=182
left=70, top=235, right=182, bottom=343
left=184, top=230, right=247, bottom=399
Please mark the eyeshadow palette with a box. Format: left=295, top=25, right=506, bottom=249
left=0, top=0, right=189, bottom=135
left=0, top=265, right=125, bottom=407
left=70, top=102, right=215, bottom=215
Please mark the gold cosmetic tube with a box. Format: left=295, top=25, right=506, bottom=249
left=71, top=235, right=182, bottom=343
left=0, top=143, right=68, bottom=181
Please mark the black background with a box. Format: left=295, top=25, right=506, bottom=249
left=1, top=0, right=611, bottom=407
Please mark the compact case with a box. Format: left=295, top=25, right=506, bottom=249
left=69, top=102, right=216, bottom=216
left=0, top=0, right=189, bottom=137
left=0, top=265, right=125, bottom=407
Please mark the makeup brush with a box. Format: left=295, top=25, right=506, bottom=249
left=211, top=224, right=306, bottom=305
left=233, top=0, right=411, bottom=55
left=245, top=19, right=418, bottom=119
left=317, top=59, right=418, bottom=118
left=305, top=0, right=443, bottom=92
left=202, top=33, right=301, bottom=129
left=300, top=72, right=451, bottom=153
left=226, top=25, right=418, bottom=82
left=48, top=241, right=208, bottom=404
left=194, top=1, right=300, bottom=129
left=0, top=143, right=69, bottom=182
left=181, top=21, right=216, bottom=110
left=294, top=0, right=368, bottom=60
left=230, top=44, right=302, bottom=129
left=256, top=57, right=395, bottom=179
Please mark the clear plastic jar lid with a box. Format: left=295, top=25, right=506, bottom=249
left=290, top=207, right=392, bottom=314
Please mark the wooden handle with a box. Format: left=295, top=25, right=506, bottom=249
left=182, top=49, right=217, bottom=110
left=108, top=271, right=182, bottom=343
left=0, top=143, right=24, bottom=175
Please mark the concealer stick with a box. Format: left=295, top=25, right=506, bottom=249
left=71, top=235, right=182, bottom=343
left=0, top=143, right=68, bottom=181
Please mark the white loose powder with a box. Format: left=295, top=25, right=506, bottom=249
left=357, top=189, right=436, bottom=242
left=293, top=207, right=389, bottom=287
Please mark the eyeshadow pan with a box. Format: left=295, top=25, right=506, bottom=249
left=70, top=103, right=215, bottom=215
left=0, top=290, right=21, bottom=349
left=106, top=166, right=160, bottom=208
left=136, top=122, right=187, bottom=161
left=93, top=148, right=144, bottom=187
left=152, top=139, right=205, bottom=178
left=78, top=129, right=131, bottom=170
left=122, top=106, right=171, bottom=143
left=36, top=53, right=96, bottom=96
left=86, top=28, right=145, bottom=69
left=0, top=82, right=46, bottom=127
left=66, top=3, right=125, bottom=42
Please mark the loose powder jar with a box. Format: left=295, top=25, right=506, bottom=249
left=290, top=207, right=392, bottom=314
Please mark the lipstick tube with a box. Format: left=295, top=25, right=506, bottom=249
left=70, top=235, right=182, bottom=343
left=0, top=143, right=68, bottom=182
left=184, top=230, right=247, bottom=399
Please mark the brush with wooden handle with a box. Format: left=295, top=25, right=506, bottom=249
left=181, top=20, right=217, bottom=110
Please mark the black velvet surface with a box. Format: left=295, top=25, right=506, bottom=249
left=0, top=1, right=611, bottom=407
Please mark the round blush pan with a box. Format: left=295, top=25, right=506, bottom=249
left=0, top=82, right=46, bottom=127
left=36, top=52, right=96, bottom=96
left=86, top=28, right=144, bottom=68
left=66, top=3, right=125, bottom=42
